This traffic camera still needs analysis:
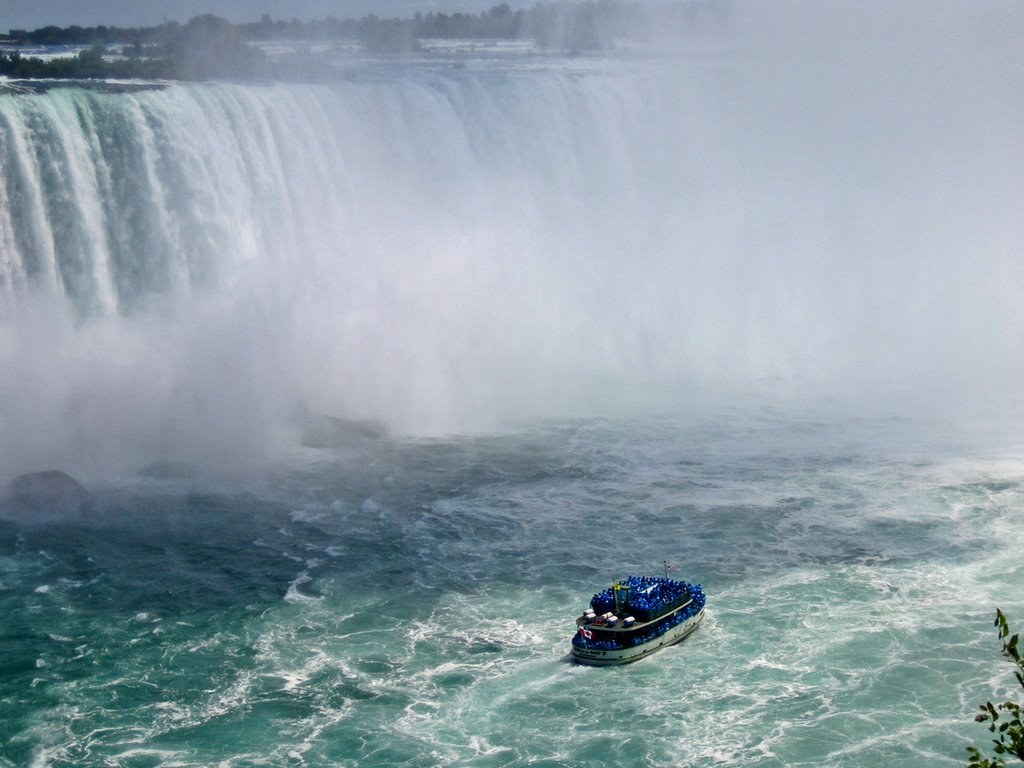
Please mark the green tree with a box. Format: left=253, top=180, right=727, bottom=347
left=968, top=609, right=1024, bottom=767
left=164, top=14, right=266, bottom=78
left=75, top=44, right=106, bottom=77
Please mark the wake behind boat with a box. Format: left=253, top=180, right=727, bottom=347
left=571, top=574, right=706, bottom=665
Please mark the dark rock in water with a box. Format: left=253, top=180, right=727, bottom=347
left=138, top=461, right=198, bottom=480
left=291, top=402, right=388, bottom=448
left=301, top=416, right=389, bottom=448
left=0, top=518, right=17, bottom=554
left=7, top=470, right=94, bottom=515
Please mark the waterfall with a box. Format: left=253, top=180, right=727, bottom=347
left=1, top=31, right=1022, bottom=472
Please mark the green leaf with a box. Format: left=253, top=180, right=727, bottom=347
left=1006, top=633, right=1020, bottom=661
left=996, top=609, right=1011, bottom=640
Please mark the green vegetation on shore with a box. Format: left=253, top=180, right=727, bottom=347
left=0, top=45, right=173, bottom=79
left=1, top=14, right=266, bottom=80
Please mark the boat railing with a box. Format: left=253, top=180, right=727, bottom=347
left=578, top=596, right=695, bottom=633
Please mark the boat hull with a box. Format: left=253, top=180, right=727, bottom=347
left=571, top=606, right=705, bottom=666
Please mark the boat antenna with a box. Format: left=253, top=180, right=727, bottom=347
left=663, top=560, right=669, bottom=579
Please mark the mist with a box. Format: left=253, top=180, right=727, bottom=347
left=1, top=0, right=1022, bottom=478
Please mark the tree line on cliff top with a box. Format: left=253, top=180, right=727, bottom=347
left=1, top=14, right=262, bottom=79
left=1, top=1, right=726, bottom=80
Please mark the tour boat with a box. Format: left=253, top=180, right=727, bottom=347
left=571, top=574, right=706, bottom=665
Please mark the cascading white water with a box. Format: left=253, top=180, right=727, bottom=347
left=1, top=5, right=1023, bottom=474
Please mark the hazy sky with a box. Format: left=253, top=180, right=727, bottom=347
left=1, top=0, right=529, bottom=29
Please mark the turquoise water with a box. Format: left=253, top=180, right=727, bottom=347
left=3, top=411, right=1022, bottom=767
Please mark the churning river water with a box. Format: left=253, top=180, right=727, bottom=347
left=3, top=408, right=1024, bottom=767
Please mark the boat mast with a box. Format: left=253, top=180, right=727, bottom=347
left=612, top=581, right=631, bottom=614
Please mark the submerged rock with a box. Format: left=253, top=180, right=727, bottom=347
left=138, top=461, right=198, bottom=480
left=301, top=416, right=389, bottom=448
left=291, top=402, right=388, bottom=448
left=7, top=470, right=94, bottom=516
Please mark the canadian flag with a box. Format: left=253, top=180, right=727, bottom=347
left=578, top=627, right=593, bottom=640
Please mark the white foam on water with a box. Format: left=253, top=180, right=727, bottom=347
left=6, top=420, right=1024, bottom=767
left=284, top=559, right=322, bottom=603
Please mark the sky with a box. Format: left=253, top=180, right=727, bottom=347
left=0, top=0, right=530, bottom=29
